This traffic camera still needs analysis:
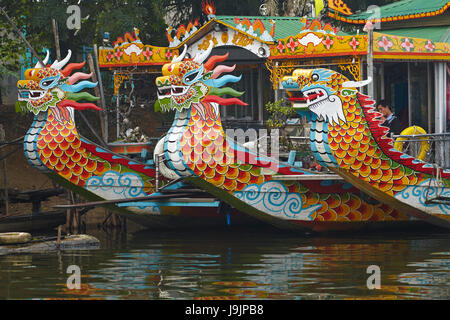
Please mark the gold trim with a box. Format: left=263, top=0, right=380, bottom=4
left=114, top=72, right=131, bottom=95
left=266, top=57, right=361, bottom=90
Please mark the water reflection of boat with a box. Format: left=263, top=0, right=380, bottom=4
left=47, top=229, right=448, bottom=300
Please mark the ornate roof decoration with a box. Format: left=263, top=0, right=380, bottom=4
left=167, top=19, right=199, bottom=47
left=112, top=27, right=142, bottom=48
left=329, top=0, right=450, bottom=24
left=232, top=17, right=275, bottom=42
left=98, top=29, right=179, bottom=68
left=98, top=1, right=450, bottom=69
left=202, top=0, right=216, bottom=20
left=328, top=0, right=353, bottom=16
left=373, top=31, right=450, bottom=60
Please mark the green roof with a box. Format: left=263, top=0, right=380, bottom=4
left=380, top=25, right=450, bottom=43
left=215, top=15, right=303, bottom=41
left=344, top=0, right=449, bottom=21
left=215, top=15, right=353, bottom=41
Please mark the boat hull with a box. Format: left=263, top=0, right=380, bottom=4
left=182, top=176, right=421, bottom=233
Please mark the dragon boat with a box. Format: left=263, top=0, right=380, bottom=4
left=281, top=68, right=450, bottom=229
left=153, top=44, right=427, bottom=232
left=16, top=50, right=255, bottom=229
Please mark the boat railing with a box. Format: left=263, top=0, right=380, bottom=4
left=391, top=132, right=450, bottom=169
left=289, top=133, right=450, bottom=171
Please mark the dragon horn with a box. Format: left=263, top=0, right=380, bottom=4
left=34, top=50, right=50, bottom=68
left=342, top=77, right=372, bottom=88
left=50, top=49, right=72, bottom=70
left=193, top=41, right=213, bottom=64
left=171, top=44, right=187, bottom=63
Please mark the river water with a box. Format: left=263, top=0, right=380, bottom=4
left=0, top=225, right=449, bottom=300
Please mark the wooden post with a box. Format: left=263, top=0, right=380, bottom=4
left=366, top=22, right=374, bottom=98
left=116, top=84, right=120, bottom=140
left=56, top=225, right=62, bottom=249
left=93, top=44, right=108, bottom=143
left=0, top=125, right=8, bottom=216
left=87, top=53, right=106, bottom=142
left=111, top=213, right=118, bottom=228
left=70, top=192, right=79, bottom=235
left=52, top=19, right=61, bottom=61
left=66, top=206, right=71, bottom=232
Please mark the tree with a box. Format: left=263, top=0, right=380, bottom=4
left=0, top=1, right=168, bottom=67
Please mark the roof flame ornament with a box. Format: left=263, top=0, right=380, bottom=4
left=202, top=0, right=216, bottom=20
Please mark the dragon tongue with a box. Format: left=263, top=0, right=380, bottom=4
left=289, top=92, right=322, bottom=102
left=306, top=92, right=322, bottom=101
left=289, top=96, right=308, bottom=102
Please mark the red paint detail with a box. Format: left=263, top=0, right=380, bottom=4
left=357, top=93, right=449, bottom=179
left=61, top=61, right=86, bottom=77
left=58, top=100, right=102, bottom=111
left=82, top=141, right=157, bottom=177
left=203, top=95, right=247, bottom=106
left=204, top=53, right=229, bottom=71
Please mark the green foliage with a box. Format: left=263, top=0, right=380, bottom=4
left=0, top=0, right=168, bottom=83
left=265, top=99, right=296, bottom=129
left=15, top=101, right=26, bottom=115
left=265, top=99, right=297, bottom=152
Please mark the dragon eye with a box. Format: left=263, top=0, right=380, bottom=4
left=311, top=73, right=319, bottom=82
left=41, top=80, right=54, bottom=87
left=183, top=65, right=204, bottom=85
left=39, top=75, right=60, bottom=89
left=184, top=71, right=199, bottom=84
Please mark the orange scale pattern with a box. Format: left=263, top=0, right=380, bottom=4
left=179, top=108, right=272, bottom=192
left=327, top=99, right=426, bottom=196
left=278, top=182, right=406, bottom=222
left=37, top=111, right=108, bottom=187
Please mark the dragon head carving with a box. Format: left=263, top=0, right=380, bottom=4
left=281, top=68, right=372, bottom=125
left=17, top=50, right=100, bottom=120
left=155, top=43, right=246, bottom=119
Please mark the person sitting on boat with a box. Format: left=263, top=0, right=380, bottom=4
left=377, top=100, right=401, bottom=136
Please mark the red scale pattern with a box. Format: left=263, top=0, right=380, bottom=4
left=37, top=111, right=107, bottom=187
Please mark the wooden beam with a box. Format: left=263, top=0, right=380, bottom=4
left=93, top=44, right=108, bottom=143
left=52, top=18, right=61, bottom=61
left=53, top=192, right=214, bottom=209
left=0, top=125, right=8, bottom=216
left=87, top=53, right=106, bottom=142
left=367, top=26, right=374, bottom=98
left=77, top=111, right=108, bottom=148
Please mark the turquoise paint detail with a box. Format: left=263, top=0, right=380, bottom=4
left=203, top=74, right=242, bottom=88
left=395, top=179, right=449, bottom=214
left=60, top=81, right=98, bottom=93
left=85, top=170, right=147, bottom=199
left=118, top=201, right=220, bottom=207
left=162, top=181, right=190, bottom=190
left=281, top=78, right=299, bottom=89
left=234, top=180, right=322, bottom=220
